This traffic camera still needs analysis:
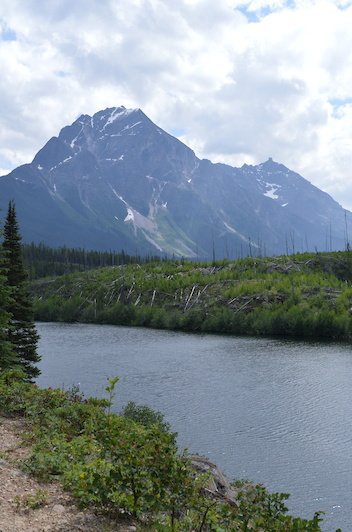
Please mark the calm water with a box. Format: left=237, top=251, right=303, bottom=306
left=36, top=322, right=352, bottom=531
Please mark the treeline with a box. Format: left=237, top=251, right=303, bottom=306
left=22, top=242, right=169, bottom=279
left=32, top=251, right=352, bottom=340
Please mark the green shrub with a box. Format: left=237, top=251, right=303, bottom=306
left=122, top=401, right=173, bottom=434
left=0, top=371, right=324, bottom=529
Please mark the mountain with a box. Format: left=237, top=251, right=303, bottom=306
left=0, top=106, right=351, bottom=258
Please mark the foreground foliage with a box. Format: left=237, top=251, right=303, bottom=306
left=0, top=370, right=323, bottom=530
left=33, top=251, right=352, bottom=339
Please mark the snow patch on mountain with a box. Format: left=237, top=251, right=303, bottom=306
left=49, top=156, right=73, bottom=173
left=101, top=107, right=138, bottom=132
left=123, top=204, right=157, bottom=237
left=123, top=122, right=141, bottom=131
left=124, top=208, right=134, bottom=222
left=108, top=184, right=126, bottom=205
left=70, top=127, right=83, bottom=149
left=263, top=184, right=280, bottom=200
left=111, top=186, right=158, bottom=237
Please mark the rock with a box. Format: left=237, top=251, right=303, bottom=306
left=81, top=512, right=95, bottom=523
left=52, top=503, right=66, bottom=514
left=189, top=455, right=237, bottom=504
left=12, top=469, right=25, bottom=477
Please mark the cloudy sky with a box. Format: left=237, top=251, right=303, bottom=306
left=1, top=0, right=352, bottom=207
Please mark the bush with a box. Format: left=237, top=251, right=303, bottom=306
left=0, top=370, right=325, bottom=529
left=122, top=401, right=173, bottom=434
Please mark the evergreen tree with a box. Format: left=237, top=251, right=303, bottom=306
left=0, top=240, right=17, bottom=371
left=3, top=201, right=40, bottom=380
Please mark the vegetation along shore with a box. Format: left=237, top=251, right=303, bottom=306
left=0, top=370, right=324, bottom=530
left=31, top=247, right=352, bottom=340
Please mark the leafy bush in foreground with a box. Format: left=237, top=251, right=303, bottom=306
left=0, top=370, right=323, bottom=530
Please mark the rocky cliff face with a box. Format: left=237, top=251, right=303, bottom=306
left=0, top=106, right=350, bottom=257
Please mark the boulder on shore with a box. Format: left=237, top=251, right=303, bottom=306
left=189, top=455, right=238, bottom=505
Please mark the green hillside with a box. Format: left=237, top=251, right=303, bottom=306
left=32, top=251, right=352, bottom=340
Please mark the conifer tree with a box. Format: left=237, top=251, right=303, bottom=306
left=3, top=201, right=40, bottom=380
left=0, top=240, right=17, bottom=371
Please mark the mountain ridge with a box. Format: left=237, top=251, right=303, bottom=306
left=0, top=105, right=351, bottom=258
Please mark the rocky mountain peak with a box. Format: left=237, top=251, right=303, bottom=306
left=1, top=106, right=351, bottom=258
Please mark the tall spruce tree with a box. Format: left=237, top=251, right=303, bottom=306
left=3, top=201, right=40, bottom=380
left=0, top=239, right=17, bottom=372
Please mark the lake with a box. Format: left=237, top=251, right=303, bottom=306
left=36, top=322, right=352, bottom=531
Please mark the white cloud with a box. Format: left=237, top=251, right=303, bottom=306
left=0, top=0, right=352, bottom=207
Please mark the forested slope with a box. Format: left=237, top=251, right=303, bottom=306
left=32, top=251, right=352, bottom=340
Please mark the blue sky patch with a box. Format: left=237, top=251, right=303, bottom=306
left=55, top=70, right=70, bottom=78
left=330, top=97, right=352, bottom=107
left=236, top=6, right=259, bottom=22
left=329, top=97, right=352, bottom=118
left=1, top=28, right=17, bottom=41
left=170, top=128, right=186, bottom=138
left=235, top=1, right=296, bottom=23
